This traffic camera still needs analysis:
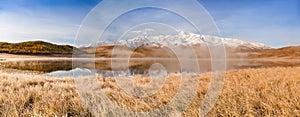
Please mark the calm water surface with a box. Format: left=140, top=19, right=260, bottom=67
left=1, top=58, right=299, bottom=77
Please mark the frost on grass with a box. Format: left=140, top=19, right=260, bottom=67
left=0, top=67, right=299, bottom=116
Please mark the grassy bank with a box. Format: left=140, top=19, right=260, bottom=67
left=0, top=67, right=299, bottom=116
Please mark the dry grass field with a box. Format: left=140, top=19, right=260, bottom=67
left=0, top=67, right=299, bottom=116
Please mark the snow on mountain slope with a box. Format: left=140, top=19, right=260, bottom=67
left=94, top=31, right=271, bottom=49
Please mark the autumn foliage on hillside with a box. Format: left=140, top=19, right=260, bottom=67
left=0, top=41, right=84, bottom=55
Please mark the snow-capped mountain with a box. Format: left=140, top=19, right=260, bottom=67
left=93, top=31, right=271, bottom=49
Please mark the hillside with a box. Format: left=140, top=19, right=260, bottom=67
left=84, top=45, right=180, bottom=58
left=84, top=45, right=260, bottom=59
left=84, top=44, right=300, bottom=59
left=249, top=46, right=300, bottom=59
left=0, top=41, right=85, bottom=55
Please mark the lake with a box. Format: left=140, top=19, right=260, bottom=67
left=1, top=58, right=300, bottom=77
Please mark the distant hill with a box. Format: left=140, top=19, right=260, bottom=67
left=0, top=41, right=85, bottom=55
left=84, top=45, right=180, bottom=58
left=84, top=45, right=238, bottom=58
left=83, top=45, right=300, bottom=59
left=249, top=46, right=300, bottom=59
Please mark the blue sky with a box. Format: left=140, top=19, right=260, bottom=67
left=0, top=0, right=299, bottom=47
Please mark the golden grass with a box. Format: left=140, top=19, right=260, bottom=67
left=0, top=67, right=299, bottom=116
left=0, top=69, right=89, bottom=116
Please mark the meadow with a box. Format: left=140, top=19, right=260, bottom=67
left=0, top=67, right=299, bottom=116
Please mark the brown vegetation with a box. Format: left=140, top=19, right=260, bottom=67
left=0, top=67, right=299, bottom=116
left=249, top=46, right=300, bottom=59
left=85, top=45, right=300, bottom=59
left=84, top=45, right=239, bottom=58
left=84, top=45, right=179, bottom=58
left=82, top=44, right=300, bottom=60
left=0, top=41, right=84, bottom=55
left=0, top=69, right=89, bottom=116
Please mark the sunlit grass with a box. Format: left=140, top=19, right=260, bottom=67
left=0, top=67, right=299, bottom=116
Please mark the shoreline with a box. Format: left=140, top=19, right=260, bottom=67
left=1, top=53, right=299, bottom=62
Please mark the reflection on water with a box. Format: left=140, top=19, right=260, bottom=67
left=48, top=68, right=94, bottom=78
left=1, top=59, right=300, bottom=77
left=2, top=60, right=74, bottom=72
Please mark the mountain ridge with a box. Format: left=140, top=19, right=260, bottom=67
left=1, top=40, right=298, bottom=59
left=91, top=31, right=271, bottom=50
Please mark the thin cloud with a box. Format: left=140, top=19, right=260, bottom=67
left=204, top=0, right=300, bottom=47
left=0, top=11, right=78, bottom=43
left=0, top=0, right=299, bottom=48
left=0, top=0, right=95, bottom=44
